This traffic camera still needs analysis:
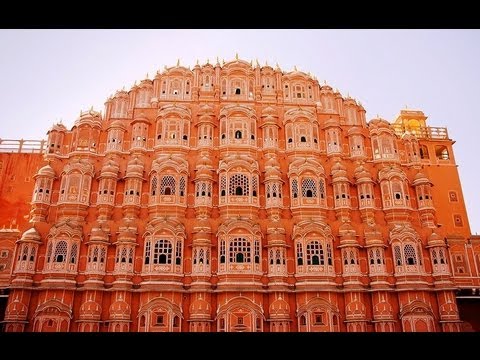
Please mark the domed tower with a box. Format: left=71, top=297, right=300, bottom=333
left=323, top=116, right=343, bottom=157
left=260, top=105, right=281, bottom=151
left=369, top=117, right=399, bottom=163
left=331, top=161, right=352, bottom=222
left=96, top=159, right=120, bottom=221
left=45, top=123, right=67, bottom=157
left=412, top=172, right=436, bottom=228
left=84, top=225, right=109, bottom=287
left=263, top=155, right=284, bottom=221
left=71, top=109, right=102, bottom=154
left=194, top=104, right=215, bottom=149
left=122, top=156, right=144, bottom=220
left=193, top=153, right=215, bottom=219
left=11, top=227, right=42, bottom=287
left=30, top=164, right=56, bottom=222
left=353, top=165, right=376, bottom=224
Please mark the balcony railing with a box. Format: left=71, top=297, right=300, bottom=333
left=391, top=125, right=449, bottom=140
left=0, top=139, right=46, bottom=153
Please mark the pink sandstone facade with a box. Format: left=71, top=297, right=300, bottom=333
left=1, top=57, right=479, bottom=332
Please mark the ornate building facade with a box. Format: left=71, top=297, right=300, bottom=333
left=1, top=57, right=479, bottom=332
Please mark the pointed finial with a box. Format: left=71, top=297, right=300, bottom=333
left=122, top=86, right=125, bottom=91
left=164, top=65, right=168, bottom=70
left=235, top=52, right=239, bottom=60
left=222, top=58, right=225, bottom=65
left=216, top=56, right=220, bottom=65
left=265, top=60, right=268, bottom=66
left=405, top=104, right=408, bottom=109
left=134, top=80, right=137, bottom=86
left=324, top=80, right=327, bottom=84
left=206, top=58, right=209, bottom=64
left=177, top=59, right=180, bottom=66
left=250, top=60, right=253, bottom=67
left=294, top=65, right=298, bottom=71
left=90, top=105, right=93, bottom=111
left=256, top=58, right=260, bottom=66
left=196, top=59, right=199, bottom=65
left=145, top=72, right=149, bottom=79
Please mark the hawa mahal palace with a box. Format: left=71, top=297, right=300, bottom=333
left=0, top=56, right=479, bottom=332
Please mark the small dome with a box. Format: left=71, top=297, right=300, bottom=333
left=269, top=298, right=290, bottom=319
left=189, top=298, right=211, bottom=317
left=126, top=157, right=144, bottom=176
left=101, top=159, right=120, bottom=175
left=36, top=164, right=55, bottom=177
left=109, top=300, right=131, bottom=320
left=48, top=123, right=67, bottom=133
left=20, top=227, right=41, bottom=243
left=108, top=120, right=126, bottom=130
left=413, top=172, right=431, bottom=186
left=80, top=301, right=102, bottom=320
left=262, top=106, right=277, bottom=117
left=75, top=109, right=102, bottom=128
left=6, top=299, right=28, bottom=317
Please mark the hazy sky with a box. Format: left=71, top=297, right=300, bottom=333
left=1, top=29, right=479, bottom=233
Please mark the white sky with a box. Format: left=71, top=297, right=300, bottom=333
left=1, top=29, right=479, bottom=233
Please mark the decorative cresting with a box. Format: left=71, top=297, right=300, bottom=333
left=219, top=104, right=257, bottom=147
left=216, top=218, right=262, bottom=275
left=33, top=299, right=73, bottom=332
left=138, top=297, right=183, bottom=332
left=399, top=300, right=436, bottom=332
left=155, top=104, right=191, bottom=148
left=142, top=218, right=185, bottom=279
left=283, top=107, right=319, bottom=152
left=293, top=220, right=335, bottom=281
left=216, top=296, right=265, bottom=332
left=296, top=297, right=341, bottom=332
left=43, top=220, right=83, bottom=278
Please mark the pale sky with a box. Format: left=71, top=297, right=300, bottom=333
left=1, top=29, right=479, bottom=233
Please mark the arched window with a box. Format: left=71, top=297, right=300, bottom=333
left=235, top=130, right=242, bottom=139
left=229, top=238, right=251, bottom=264
left=229, top=174, right=249, bottom=196
left=404, top=244, right=417, bottom=265
left=301, top=178, right=317, bottom=198
left=160, top=176, right=176, bottom=195
left=153, top=240, right=173, bottom=264
left=54, top=241, right=68, bottom=263
left=306, top=241, right=323, bottom=265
